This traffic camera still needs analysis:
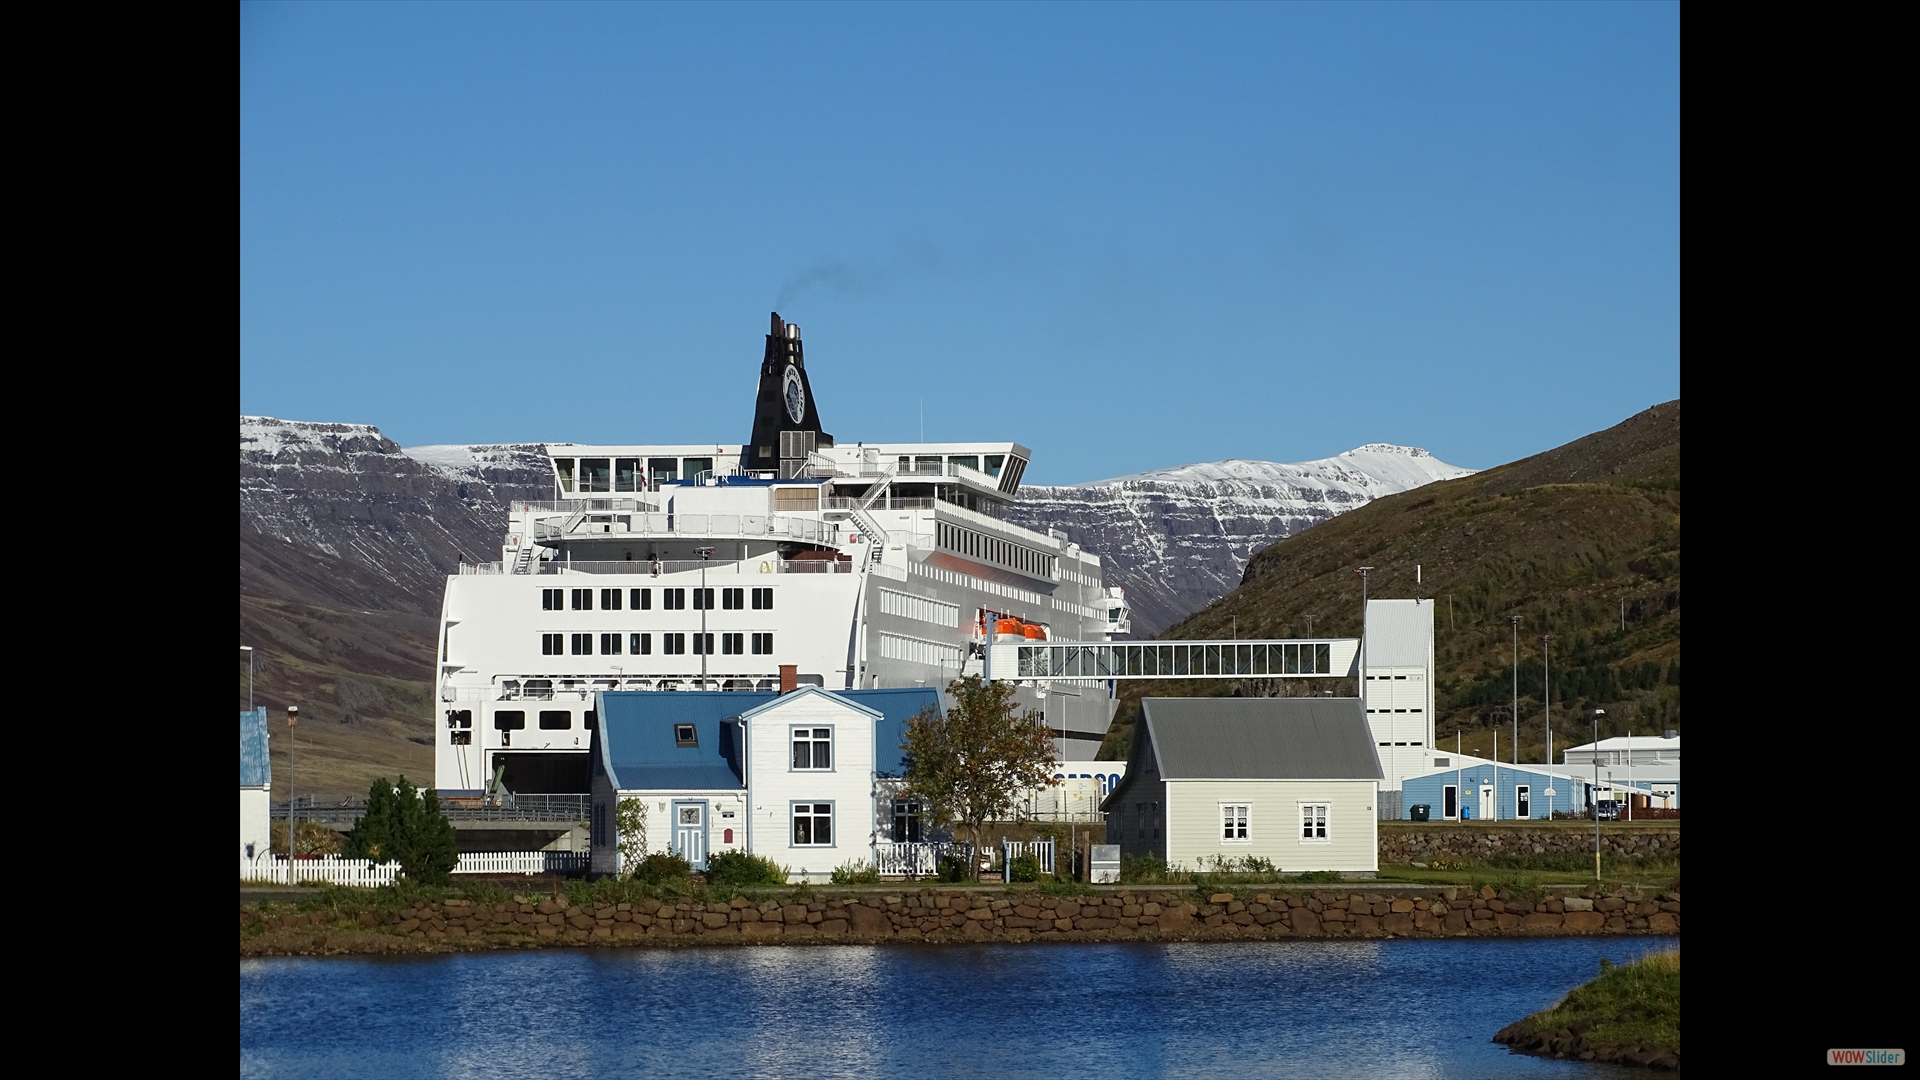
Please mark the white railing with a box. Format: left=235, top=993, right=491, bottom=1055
left=1001, top=838, right=1056, bottom=879
left=873, top=841, right=973, bottom=878
left=515, top=499, right=655, bottom=512
left=525, top=512, right=842, bottom=546
left=528, top=557, right=855, bottom=576
left=240, top=850, right=589, bottom=885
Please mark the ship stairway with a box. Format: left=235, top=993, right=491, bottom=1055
left=511, top=542, right=539, bottom=575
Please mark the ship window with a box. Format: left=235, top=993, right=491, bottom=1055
left=600, top=633, right=622, bottom=655
left=585, top=710, right=597, bottom=731
left=692, top=632, right=714, bottom=655
left=446, top=710, right=472, bottom=729
left=648, top=458, right=678, bottom=486
left=542, top=588, right=563, bottom=611
left=773, top=487, right=819, bottom=511
left=631, top=588, right=651, bottom=610
left=571, top=633, right=593, bottom=655
left=683, top=457, right=714, bottom=482
left=615, top=458, right=640, bottom=492
left=723, top=588, right=743, bottom=610
left=571, top=588, right=592, bottom=611
left=494, top=710, right=526, bottom=731
left=664, top=589, right=685, bottom=610
left=693, top=588, right=714, bottom=610
left=752, top=587, right=773, bottom=610
left=752, top=632, right=773, bottom=655
left=541, top=633, right=563, bottom=655
left=674, top=724, right=698, bottom=748
left=601, top=588, right=622, bottom=611
left=984, top=455, right=1005, bottom=477
left=631, top=633, right=651, bottom=655
left=539, top=710, right=571, bottom=730
left=723, top=633, right=743, bottom=655
left=579, top=458, right=611, bottom=493
left=949, top=455, right=979, bottom=473
left=555, top=459, right=575, bottom=492
left=664, top=633, right=686, bottom=655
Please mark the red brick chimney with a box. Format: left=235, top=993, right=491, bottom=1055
left=779, top=665, right=798, bottom=694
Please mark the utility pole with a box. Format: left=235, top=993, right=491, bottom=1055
left=696, top=547, right=715, bottom=685
left=1509, top=616, right=1521, bottom=768
left=241, top=646, right=254, bottom=713
left=1592, top=708, right=1606, bottom=880
left=285, top=704, right=299, bottom=883
left=1542, top=634, right=1554, bottom=818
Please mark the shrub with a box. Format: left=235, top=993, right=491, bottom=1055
left=937, top=855, right=973, bottom=883
left=1120, top=855, right=1175, bottom=884
left=631, top=851, right=693, bottom=885
left=707, top=850, right=790, bottom=888
left=1008, top=854, right=1041, bottom=883
left=830, top=859, right=881, bottom=885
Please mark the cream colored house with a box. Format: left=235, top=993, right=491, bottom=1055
left=1103, top=697, right=1382, bottom=876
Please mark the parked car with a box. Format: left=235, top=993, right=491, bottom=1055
left=1594, top=800, right=1621, bottom=821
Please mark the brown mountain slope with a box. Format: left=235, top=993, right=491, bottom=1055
left=1099, top=401, right=1680, bottom=764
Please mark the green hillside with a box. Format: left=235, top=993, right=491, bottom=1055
left=1098, top=401, right=1680, bottom=765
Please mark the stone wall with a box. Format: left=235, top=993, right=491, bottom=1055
left=1379, top=823, right=1679, bottom=864
left=240, top=883, right=1679, bottom=956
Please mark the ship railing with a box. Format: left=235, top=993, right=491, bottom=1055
left=527, top=512, right=845, bottom=545
left=823, top=496, right=938, bottom=511
left=513, top=499, right=655, bottom=513
left=528, top=557, right=854, bottom=576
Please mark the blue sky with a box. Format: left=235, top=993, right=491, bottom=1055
left=240, top=3, right=1677, bottom=485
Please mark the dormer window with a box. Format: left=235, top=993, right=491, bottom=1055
left=674, top=724, right=698, bottom=748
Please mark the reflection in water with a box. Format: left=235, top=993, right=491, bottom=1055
left=242, top=939, right=1675, bottom=1080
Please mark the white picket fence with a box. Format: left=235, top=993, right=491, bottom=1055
left=241, top=850, right=588, bottom=886
left=1001, top=839, right=1056, bottom=879
left=873, top=841, right=973, bottom=879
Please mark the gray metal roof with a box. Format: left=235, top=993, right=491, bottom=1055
left=1140, top=697, right=1383, bottom=781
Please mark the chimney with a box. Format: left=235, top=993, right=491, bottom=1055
left=779, top=665, right=798, bottom=694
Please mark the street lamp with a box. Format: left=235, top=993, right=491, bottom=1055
left=1591, top=708, right=1606, bottom=881
left=241, top=646, right=254, bottom=713
left=1542, top=634, right=1554, bottom=818
left=695, top=547, right=716, bottom=686
left=285, top=704, right=299, bottom=884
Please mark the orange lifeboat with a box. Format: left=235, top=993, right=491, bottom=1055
left=1023, top=623, right=1047, bottom=642
left=994, top=618, right=1026, bottom=643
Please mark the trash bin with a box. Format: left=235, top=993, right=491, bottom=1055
left=1461, top=806, right=1472, bottom=821
left=1410, top=805, right=1430, bottom=822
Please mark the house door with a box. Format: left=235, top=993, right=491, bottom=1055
left=672, top=801, right=707, bottom=869
left=1480, top=785, right=1495, bottom=822
left=1516, top=785, right=1530, bottom=819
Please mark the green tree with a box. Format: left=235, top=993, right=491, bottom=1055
left=900, top=676, right=1058, bottom=871
left=343, top=775, right=460, bottom=885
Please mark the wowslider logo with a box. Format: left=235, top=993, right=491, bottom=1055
left=1828, top=1049, right=1905, bottom=1066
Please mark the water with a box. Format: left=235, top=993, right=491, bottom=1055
left=240, top=938, right=1676, bottom=1079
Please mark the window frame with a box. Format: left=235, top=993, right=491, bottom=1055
left=542, top=588, right=563, bottom=611
left=493, top=710, right=526, bottom=731
left=790, top=726, right=834, bottom=771
left=601, top=588, right=622, bottom=611
left=570, top=632, right=593, bottom=656
left=571, top=588, right=592, bottom=611
left=1220, top=803, right=1250, bottom=844
left=541, top=633, right=563, bottom=656
left=663, top=633, right=686, bottom=655
left=631, top=588, right=651, bottom=610
left=751, top=632, right=773, bottom=655
left=600, top=632, right=622, bottom=655
left=752, top=587, right=773, bottom=610
left=790, top=800, right=835, bottom=847
left=722, top=587, right=743, bottom=610
left=722, top=632, right=743, bottom=655
left=631, top=632, right=651, bottom=655
left=1299, top=802, right=1330, bottom=843
left=538, top=710, right=572, bottom=731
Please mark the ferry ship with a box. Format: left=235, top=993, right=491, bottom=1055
left=434, top=313, right=1130, bottom=798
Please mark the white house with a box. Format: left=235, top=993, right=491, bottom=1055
left=1102, top=697, right=1384, bottom=876
left=588, top=685, right=941, bottom=882
left=240, top=708, right=271, bottom=860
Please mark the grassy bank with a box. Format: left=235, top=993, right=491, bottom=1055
left=1494, top=951, right=1680, bottom=1068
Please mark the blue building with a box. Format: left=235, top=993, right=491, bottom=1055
left=1400, top=754, right=1677, bottom=821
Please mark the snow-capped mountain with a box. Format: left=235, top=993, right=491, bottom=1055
left=240, top=416, right=1468, bottom=637
left=240, top=417, right=552, bottom=611
left=1007, top=445, right=1476, bottom=636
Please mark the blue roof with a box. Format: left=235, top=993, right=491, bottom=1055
left=597, top=692, right=767, bottom=791
left=842, top=687, right=941, bottom=777
left=240, top=708, right=270, bottom=787
left=594, top=688, right=942, bottom=790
